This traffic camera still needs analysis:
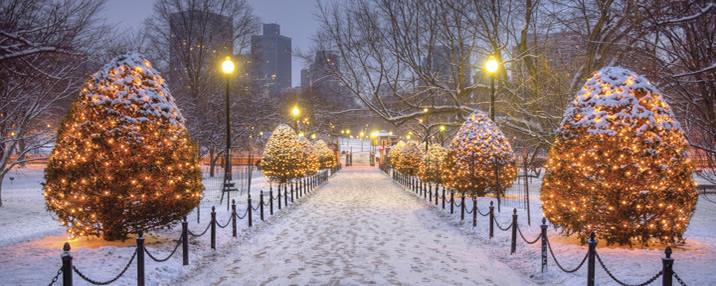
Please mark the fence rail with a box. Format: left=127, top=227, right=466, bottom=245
left=47, top=167, right=339, bottom=286
left=388, top=168, right=690, bottom=286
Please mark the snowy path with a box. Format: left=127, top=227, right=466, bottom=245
left=177, top=166, right=530, bottom=285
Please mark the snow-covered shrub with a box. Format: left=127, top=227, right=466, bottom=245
left=388, top=140, right=406, bottom=168
left=43, top=53, right=203, bottom=241
left=261, top=124, right=305, bottom=182
left=314, top=140, right=336, bottom=169
left=541, top=67, right=697, bottom=245
left=299, top=138, right=320, bottom=176
left=442, top=111, right=516, bottom=196
left=396, top=140, right=423, bottom=176
left=419, top=144, right=448, bottom=184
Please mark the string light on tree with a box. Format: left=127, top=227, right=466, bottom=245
left=314, top=140, right=337, bottom=169
left=419, top=144, right=448, bottom=184
left=388, top=140, right=406, bottom=168
left=260, top=124, right=305, bottom=183
left=541, top=67, right=698, bottom=246
left=442, top=111, right=517, bottom=197
left=396, top=140, right=423, bottom=176
left=43, top=53, right=203, bottom=241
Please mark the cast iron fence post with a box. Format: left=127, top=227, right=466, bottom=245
left=137, top=230, right=145, bottom=286
left=460, top=193, right=466, bottom=220
left=587, top=232, right=597, bottom=286
left=511, top=208, right=518, bottom=254
left=489, top=201, right=495, bottom=238
left=61, top=242, right=73, bottom=286
left=290, top=182, right=294, bottom=203
left=442, top=187, right=446, bottom=209
left=472, top=197, right=477, bottom=227
left=541, top=217, right=548, bottom=272
left=210, top=206, right=216, bottom=250
left=284, top=185, right=288, bottom=206
left=231, top=200, right=237, bottom=237
left=260, top=190, right=265, bottom=221
left=182, top=216, right=189, bottom=265
left=662, top=246, right=673, bottom=286
left=248, top=195, right=253, bottom=227
left=269, top=188, right=274, bottom=215
left=278, top=185, right=282, bottom=210
left=450, top=191, right=454, bottom=214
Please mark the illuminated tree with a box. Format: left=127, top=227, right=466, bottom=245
left=419, top=144, right=447, bottom=184
left=260, top=124, right=304, bottom=183
left=442, top=111, right=517, bottom=196
left=388, top=140, right=406, bottom=168
left=314, top=140, right=336, bottom=169
left=43, top=53, right=203, bottom=241
left=541, top=67, right=698, bottom=245
left=396, top=140, right=423, bottom=176
left=299, top=138, right=320, bottom=176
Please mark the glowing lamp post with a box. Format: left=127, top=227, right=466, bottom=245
left=292, top=107, right=300, bottom=132
left=221, top=56, right=237, bottom=209
left=485, top=55, right=499, bottom=121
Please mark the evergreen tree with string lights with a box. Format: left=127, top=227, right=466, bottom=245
left=299, top=138, right=320, bottom=176
left=260, top=124, right=304, bottom=183
left=314, top=140, right=336, bottom=169
left=541, top=67, right=698, bottom=246
left=442, top=111, right=517, bottom=197
left=43, top=53, right=203, bottom=241
left=396, top=140, right=423, bottom=176
left=388, top=140, right=406, bottom=169
left=419, top=143, right=448, bottom=184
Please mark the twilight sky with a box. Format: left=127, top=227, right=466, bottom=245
left=103, top=0, right=321, bottom=87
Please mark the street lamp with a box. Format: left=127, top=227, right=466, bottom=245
left=292, top=106, right=300, bottom=132
left=486, top=55, right=499, bottom=121
left=221, top=56, right=236, bottom=209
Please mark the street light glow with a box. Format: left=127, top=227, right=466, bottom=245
left=292, top=107, right=300, bottom=116
left=486, top=55, right=498, bottom=73
left=221, top=56, right=235, bottom=74
left=440, top=125, right=446, bottom=131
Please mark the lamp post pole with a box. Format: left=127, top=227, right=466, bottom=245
left=221, top=57, right=236, bottom=210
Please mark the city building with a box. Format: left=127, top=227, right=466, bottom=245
left=251, top=23, right=291, bottom=97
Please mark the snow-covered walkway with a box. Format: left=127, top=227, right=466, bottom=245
left=176, top=166, right=530, bottom=285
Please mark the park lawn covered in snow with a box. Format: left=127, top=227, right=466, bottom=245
left=0, top=158, right=715, bottom=285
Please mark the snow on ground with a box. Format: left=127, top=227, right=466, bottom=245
left=1, top=153, right=715, bottom=285
left=174, top=166, right=530, bottom=285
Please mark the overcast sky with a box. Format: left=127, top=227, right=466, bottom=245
left=103, top=0, right=321, bottom=87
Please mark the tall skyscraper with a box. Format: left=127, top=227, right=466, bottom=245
left=251, top=23, right=291, bottom=97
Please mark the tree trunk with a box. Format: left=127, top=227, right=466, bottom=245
left=209, top=148, right=216, bottom=177
left=17, top=139, right=26, bottom=168
left=0, top=172, right=4, bottom=207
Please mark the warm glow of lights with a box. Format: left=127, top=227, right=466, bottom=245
left=221, top=56, right=235, bottom=74
left=485, top=56, right=498, bottom=73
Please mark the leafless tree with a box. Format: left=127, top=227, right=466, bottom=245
left=143, top=0, right=261, bottom=176
left=0, top=0, right=108, bottom=206
left=635, top=0, right=715, bottom=184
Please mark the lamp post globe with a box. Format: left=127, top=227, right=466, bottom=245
left=485, top=55, right=499, bottom=120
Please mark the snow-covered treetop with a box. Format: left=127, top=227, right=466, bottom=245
left=83, top=52, right=184, bottom=126
left=450, top=111, right=514, bottom=164
left=559, top=66, right=681, bottom=137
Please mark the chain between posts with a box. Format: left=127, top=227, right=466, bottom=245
left=187, top=222, right=211, bottom=237
left=216, top=214, right=232, bottom=228
left=595, top=252, right=663, bottom=286
left=47, top=268, right=62, bottom=286
left=546, top=239, right=589, bottom=273
left=673, top=272, right=688, bottom=286
left=516, top=224, right=542, bottom=244
left=72, top=250, right=137, bottom=285
left=494, top=218, right=513, bottom=231
left=144, top=236, right=183, bottom=262
left=235, top=207, right=249, bottom=220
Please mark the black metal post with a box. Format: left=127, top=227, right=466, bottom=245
left=472, top=197, right=477, bottom=227
left=269, top=188, right=274, bottom=215
left=137, top=230, right=145, bottom=286
left=61, top=242, right=73, bottom=286
left=489, top=201, right=495, bottom=238
left=210, top=206, right=216, bottom=250
left=442, top=187, right=446, bottom=209
left=260, top=191, right=265, bottom=221
left=182, top=217, right=188, bottom=265
left=587, top=232, right=598, bottom=286
left=197, top=205, right=200, bottom=224
left=291, top=182, right=294, bottom=203
left=248, top=195, right=253, bottom=227
left=662, top=246, right=673, bottom=286
left=277, top=185, right=282, bottom=210
left=284, top=184, right=288, bottom=206
left=435, top=185, right=439, bottom=205
left=450, top=191, right=454, bottom=214
left=511, top=208, right=518, bottom=254
left=231, top=200, right=237, bottom=237
left=460, top=193, right=465, bottom=220
left=541, top=218, right=548, bottom=272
